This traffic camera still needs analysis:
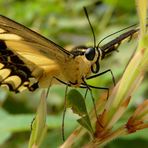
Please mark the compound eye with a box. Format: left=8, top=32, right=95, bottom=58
left=85, top=47, right=96, bottom=61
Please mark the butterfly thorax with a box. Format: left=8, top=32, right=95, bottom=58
left=58, top=47, right=99, bottom=86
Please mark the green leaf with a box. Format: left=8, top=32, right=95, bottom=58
left=136, top=0, right=147, bottom=35
left=121, top=128, right=148, bottom=140
left=77, top=116, right=94, bottom=134
left=0, top=108, right=31, bottom=144
left=67, top=89, right=87, bottom=116
left=28, top=91, right=48, bottom=148
left=0, top=132, right=11, bottom=145
left=67, top=89, right=93, bottom=134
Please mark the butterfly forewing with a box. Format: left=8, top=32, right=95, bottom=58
left=0, top=15, right=71, bottom=60
left=0, top=15, right=72, bottom=92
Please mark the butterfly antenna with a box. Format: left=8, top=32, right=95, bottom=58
left=84, top=7, right=96, bottom=47
left=97, top=23, right=139, bottom=48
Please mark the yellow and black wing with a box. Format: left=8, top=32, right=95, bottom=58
left=0, top=15, right=72, bottom=92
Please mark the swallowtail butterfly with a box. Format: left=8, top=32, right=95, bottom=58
left=0, top=14, right=139, bottom=93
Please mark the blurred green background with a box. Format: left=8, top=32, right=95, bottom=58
left=0, top=0, right=147, bottom=147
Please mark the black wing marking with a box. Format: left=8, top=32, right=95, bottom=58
left=0, top=40, right=39, bottom=92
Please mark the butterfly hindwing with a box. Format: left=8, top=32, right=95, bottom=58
left=0, top=40, right=39, bottom=92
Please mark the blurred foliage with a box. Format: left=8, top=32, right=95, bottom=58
left=0, top=0, right=147, bottom=147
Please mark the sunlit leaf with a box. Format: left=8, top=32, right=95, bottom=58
left=28, top=91, right=48, bottom=148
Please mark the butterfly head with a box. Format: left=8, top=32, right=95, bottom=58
left=71, top=46, right=102, bottom=74
left=84, top=47, right=102, bottom=73
left=81, top=7, right=103, bottom=74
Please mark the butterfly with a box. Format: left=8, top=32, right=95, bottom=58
left=0, top=14, right=139, bottom=93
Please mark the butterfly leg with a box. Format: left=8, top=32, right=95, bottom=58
left=82, top=79, right=98, bottom=120
left=81, top=80, right=109, bottom=118
left=62, top=85, right=69, bottom=141
left=52, top=77, right=71, bottom=141
left=46, top=77, right=57, bottom=99
left=82, top=84, right=110, bottom=99
left=81, top=82, right=110, bottom=129
left=84, top=87, right=89, bottom=99
left=86, top=69, right=116, bottom=86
